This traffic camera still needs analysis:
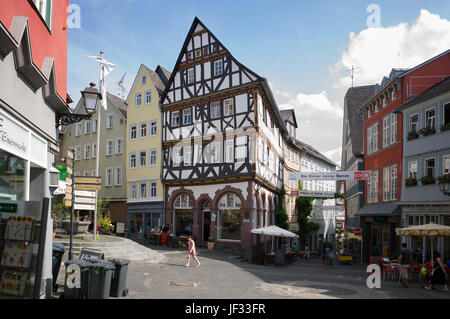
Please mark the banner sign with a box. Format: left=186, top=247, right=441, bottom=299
left=291, top=191, right=335, bottom=198
left=289, top=171, right=371, bottom=181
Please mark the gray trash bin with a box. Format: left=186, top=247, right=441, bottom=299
left=109, top=259, right=130, bottom=297
left=52, top=243, right=65, bottom=293
left=63, top=259, right=93, bottom=299
left=87, top=260, right=115, bottom=299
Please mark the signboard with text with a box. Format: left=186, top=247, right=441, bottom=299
left=289, top=171, right=371, bottom=181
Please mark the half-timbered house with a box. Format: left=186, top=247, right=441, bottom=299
left=161, top=18, right=288, bottom=256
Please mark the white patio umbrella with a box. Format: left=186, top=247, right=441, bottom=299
left=251, top=226, right=299, bottom=253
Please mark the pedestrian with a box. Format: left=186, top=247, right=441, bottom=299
left=161, top=224, right=169, bottom=246
left=304, top=244, right=310, bottom=260
left=398, top=242, right=411, bottom=288
left=185, top=235, right=201, bottom=267
left=425, top=251, right=448, bottom=291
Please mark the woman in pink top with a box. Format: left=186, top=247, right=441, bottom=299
left=185, top=235, right=201, bottom=267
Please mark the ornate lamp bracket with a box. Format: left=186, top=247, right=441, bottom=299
left=56, top=113, right=92, bottom=127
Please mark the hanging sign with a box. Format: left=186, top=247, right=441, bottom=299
left=289, top=171, right=371, bottom=181
left=74, top=190, right=96, bottom=198
left=291, top=191, right=335, bottom=198
left=74, top=177, right=102, bottom=185
left=74, top=184, right=102, bottom=191
left=74, top=204, right=96, bottom=211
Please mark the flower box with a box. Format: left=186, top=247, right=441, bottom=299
left=405, top=178, right=418, bottom=187
left=407, top=131, right=419, bottom=141
left=419, top=127, right=435, bottom=136
left=420, top=176, right=436, bottom=185
left=438, top=174, right=450, bottom=183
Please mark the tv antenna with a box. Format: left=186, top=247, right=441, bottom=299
left=116, top=73, right=127, bottom=98
left=347, top=65, right=360, bottom=87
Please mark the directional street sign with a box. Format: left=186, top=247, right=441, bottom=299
left=65, top=193, right=72, bottom=201
left=74, top=190, right=96, bottom=198
left=74, top=177, right=102, bottom=185
left=74, top=204, right=96, bottom=211
left=74, top=184, right=102, bottom=191
left=67, top=167, right=73, bottom=175
left=66, top=178, right=72, bottom=185
left=75, top=197, right=96, bottom=205
left=67, top=150, right=74, bottom=160
left=64, top=199, right=72, bottom=207
left=66, top=185, right=73, bottom=193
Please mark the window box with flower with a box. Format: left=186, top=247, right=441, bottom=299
left=420, top=176, right=436, bottom=185
left=418, top=127, right=435, bottom=137
left=407, top=131, right=419, bottom=141
left=405, top=178, right=418, bottom=187
left=438, top=173, right=450, bottom=183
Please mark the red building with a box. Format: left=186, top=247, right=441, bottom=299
left=357, top=50, right=450, bottom=262
left=0, top=0, right=70, bottom=298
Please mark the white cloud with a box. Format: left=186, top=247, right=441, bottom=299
left=324, top=147, right=342, bottom=169
left=332, top=9, right=450, bottom=88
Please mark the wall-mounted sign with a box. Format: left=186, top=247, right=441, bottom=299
left=116, top=223, right=124, bottom=234
left=74, top=184, right=101, bottom=191
left=74, top=204, right=95, bottom=211
left=291, top=191, right=335, bottom=198
left=0, top=111, right=28, bottom=157
left=74, top=177, right=102, bottom=185
left=74, top=191, right=96, bottom=198
left=289, top=171, right=371, bottom=181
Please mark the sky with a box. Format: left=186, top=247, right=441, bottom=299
left=67, top=0, right=450, bottom=167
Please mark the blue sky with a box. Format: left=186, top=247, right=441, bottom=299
left=67, top=0, right=450, bottom=165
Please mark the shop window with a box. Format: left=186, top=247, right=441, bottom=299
left=0, top=150, right=25, bottom=200
left=218, top=193, right=242, bottom=241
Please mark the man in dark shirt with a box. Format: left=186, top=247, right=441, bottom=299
left=398, top=243, right=411, bottom=288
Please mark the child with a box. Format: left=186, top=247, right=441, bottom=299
left=185, top=235, right=201, bottom=267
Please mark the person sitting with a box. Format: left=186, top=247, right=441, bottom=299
left=425, top=251, right=448, bottom=291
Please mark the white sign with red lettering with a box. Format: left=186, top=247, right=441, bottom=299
left=289, top=171, right=371, bottom=181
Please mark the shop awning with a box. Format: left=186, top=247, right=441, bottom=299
left=251, top=226, right=299, bottom=238
left=355, top=203, right=401, bottom=217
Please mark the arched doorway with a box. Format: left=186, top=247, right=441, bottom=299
left=217, top=193, right=243, bottom=241
left=200, top=200, right=212, bottom=242
left=173, top=193, right=194, bottom=236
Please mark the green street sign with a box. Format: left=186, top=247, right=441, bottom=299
left=0, top=203, right=18, bottom=214
left=57, top=165, right=68, bottom=181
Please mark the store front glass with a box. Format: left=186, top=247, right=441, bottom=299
left=371, top=222, right=390, bottom=258
left=218, top=194, right=242, bottom=241
left=174, top=194, right=193, bottom=236
left=129, top=214, right=143, bottom=237
left=0, top=149, right=25, bottom=200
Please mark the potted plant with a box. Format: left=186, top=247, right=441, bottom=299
left=438, top=173, right=450, bottom=183
left=407, top=131, right=419, bottom=141
left=420, top=176, right=436, bottom=185
left=207, top=236, right=215, bottom=250
left=405, top=178, right=418, bottom=187
left=419, top=127, right=435, bottom=136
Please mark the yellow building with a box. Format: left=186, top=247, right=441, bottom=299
left=126, top=65, right=171, bottom=237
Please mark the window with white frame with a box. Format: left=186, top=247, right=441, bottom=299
left=141, top=75, right=147, bottom=85
left=139, top=151, right=147, bottom=168
left=130, top=184, right=137, bottom=199
left=444, top=155, right=450, bottom=174
left=218, top=193, right=242, bottom=241
left=390, top=114, right=398, bottom=144
left=106, top=139, right=114, bottom=156
left=150, top=182, right=157, bottom=198
left=187, top=68, right=194, bottom=84
left=367, top=170, right=378, bottom=203
left=173, top=147, right=181, bottom=167
left=75, top=145, right=81, bottom=160
left=409, top=114, right=419, bottom=133
left=140, top=182, right=147, bottom=199
left=135, top=93, right=142, bottom=107
left=33, top=0, right=53, bottom=29
left=367, top=122, right=379, bottom=154
left=92, top=119, right=97, bottom=133
left=129, top=124, right=137, bottom=140
left=106, top=114, right=114, bottom=129
left=382, top=115, right=390, bottom=148
left=85, top=120, right=91, bottom=134
left=115, top=138, right=123, bottom=154
left=140, top=122, right=147, bottom=138
left=129, top=152, right=136, bottom=169
left=425, top=158, right=435, bottom=178
left=224, top=99, right=234, bottom=116
left=114, top=167, right=122, bottom=186
left=149, top=120, right=157, bottom=136
left=75, top=123, right=82, bottom=136
left=145, top=90, right=152, bottom=104
left=183, top=146, right=192, bottom=166
left=171, top=111, right=180, bottom=127
left=211, top=142, right=221, bottom=163
left=84, top=144, right=91, bottom=159
left=149, top=149, right=157, bottom=166
left=391, top=89, right=396, bottom=101
left=183, top=108, right=192, bottom=125
left=90, top=143, right=97, bottom=159
left=225, top=139, right=234, bottom=163
left=408, top=161, right=418, bottom=179
left=214, top=60, right=223, bottom=76
left=390, top=164, right=398, bottom=201
left=210, top=101, right=221, bottom=119
left=425, top=108, right=436, bottom=130
left=382, top=95, right=387, bottom=107
left=105, top=168, right=113, bottom=187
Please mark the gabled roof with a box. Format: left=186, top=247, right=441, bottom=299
left=126, top=64, right=171, bottom=102
left=280, top=109, right=298, bottom=128
left=155, top=65, right=171, bottom=86
left=292, top=138, right=338, bottom=168
left=107, top=92, right=127, bottom=118
left=344, top=85, right=376, bottom=155
left=395, top=76, right=450, bottom=112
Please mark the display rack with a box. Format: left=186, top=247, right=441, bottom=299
left=0, top=198, right=49, bottom=299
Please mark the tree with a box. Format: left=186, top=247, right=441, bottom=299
left=52, top=195, right=69, bottom=220
left=295, top=182, right=322, bottom=248
left=275, top=186, right=289, bottom=230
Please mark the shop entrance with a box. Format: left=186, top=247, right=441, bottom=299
left=203, top=211, right=211, bottom=242
left=174, top=210, right=193, bottom=236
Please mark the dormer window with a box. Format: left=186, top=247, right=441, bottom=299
left=32, top=0, right=53, bottom=30
left=391, top=90, right=396, bottom=100
left=382, top=95, right=387, bottom=107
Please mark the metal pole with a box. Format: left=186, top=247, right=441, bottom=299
left=69, top=149, right=75, bottom=260
left=94, top=51, right=103, bottom=241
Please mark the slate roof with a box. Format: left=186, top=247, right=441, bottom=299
left=395, top=76, right=450, bottom=112
left=292, top=138, right=338, bottom=168
left=107, top=92, right=127, bottom=118
left=344, top=85, right=376, bottom=155
left=142, top=65, right=169, bottom=96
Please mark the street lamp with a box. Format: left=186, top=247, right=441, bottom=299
left=438, top=174, right=450, bottom=196
left=81, top=82, right=102, bottom=114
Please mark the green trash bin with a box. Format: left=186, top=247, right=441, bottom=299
left=109, top=259, right=130, bottom=297
left=87, top=260, right=115, bottom=299
left=63, top=259, right=93, bottom=299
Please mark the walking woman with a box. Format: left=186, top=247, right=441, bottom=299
left=185, top=235, right=201, bottom=267
left=425, top=251, right=448, bottom=291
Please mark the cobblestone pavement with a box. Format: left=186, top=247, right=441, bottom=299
left=55, top=245, right=450, bottom=299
